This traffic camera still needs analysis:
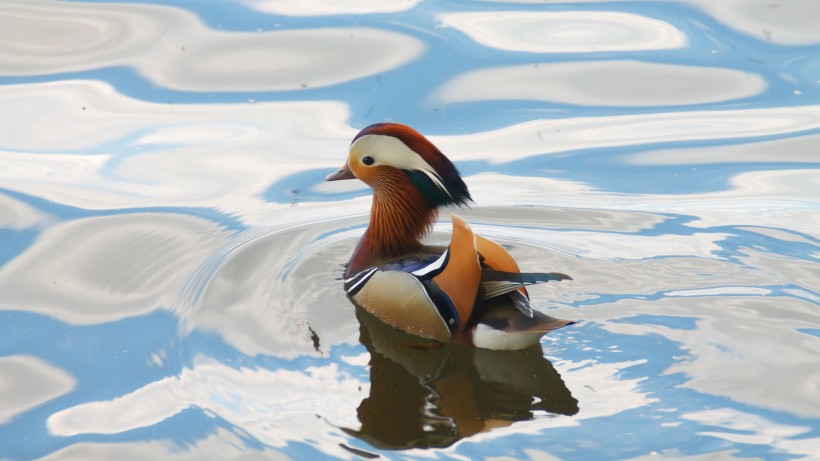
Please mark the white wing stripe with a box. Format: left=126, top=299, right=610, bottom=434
left=411, top=249, right=449, bottom=277
left=345, top=267, right=378, bottom=294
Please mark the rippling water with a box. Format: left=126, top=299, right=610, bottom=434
left=1, top=1, right=819, bottom=459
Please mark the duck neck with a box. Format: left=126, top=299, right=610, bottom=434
left=346, top=176, right=437, bottom=277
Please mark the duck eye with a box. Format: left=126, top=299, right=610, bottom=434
left=362, top=156, right=375, bottom=166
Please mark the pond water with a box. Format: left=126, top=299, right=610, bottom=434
left=1, top=0, right=819, bottom=459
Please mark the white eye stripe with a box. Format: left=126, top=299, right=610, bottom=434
left=351, top=135, right=452, bottom=198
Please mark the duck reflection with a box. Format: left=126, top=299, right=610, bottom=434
left=345, top=307, right=578, bottom=450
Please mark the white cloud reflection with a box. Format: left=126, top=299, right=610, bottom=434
left=37, top=429, right=290, bottom=461
left=430, top=105, right=820, bottom=163
left=141, top=28, right=422, bottom=92
left=0, top=213, right=228, bottom=324
left=493, top=449, right=762, bottom=461
left=624, top=132, right=820, bottom=165
left=0, top=355, right=75, bottom=424
left=474, top=0, right=820, bottom=45
left=461, top=170, right=820, bottom=222
left=434, top=60, right=766, bottom=107
left=0, top=193, right=51, bottom=230
left=47, top=357, right=368, bottom=459
left=589, top=295, right=820, bottom=420
left=0, top=80, right=356, bottom=214
left=683, top=408, right=820, bottom=458
left=0, top=0, right=423, bottom=91
left=439, top=11, right=686, bottom=53
left=45, top=353, right=654, bottom=460
left=176, top=218, right=364, bottom=358
left=686, top=0, right=820, bottom=45
left=0, top=204, right=361, bottom=358
left=243, top=0, right=420, bottom=16
left=624, top=448, right=764, bottom=460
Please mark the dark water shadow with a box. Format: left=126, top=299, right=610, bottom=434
left=345, top=307, right=579, bottom=450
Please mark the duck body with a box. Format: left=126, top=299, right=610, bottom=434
left=328, top=123, right=574, bottom=350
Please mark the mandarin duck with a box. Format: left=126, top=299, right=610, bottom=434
left=327, top=123, right=574, bottom=350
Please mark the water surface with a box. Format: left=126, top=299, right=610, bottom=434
left=1, top=0, right=819, bottom=459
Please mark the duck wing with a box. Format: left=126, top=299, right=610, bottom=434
left=480, top=269, right=571, bottom=317
left=475, top=228, right=570, bottom=318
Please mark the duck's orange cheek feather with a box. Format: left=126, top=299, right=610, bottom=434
left=349, top=161, right=376, bottom=185
left=350, top=163, right=400, bottom=189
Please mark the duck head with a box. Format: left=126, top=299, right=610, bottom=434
left=327, top=123, right=472, bottom=275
